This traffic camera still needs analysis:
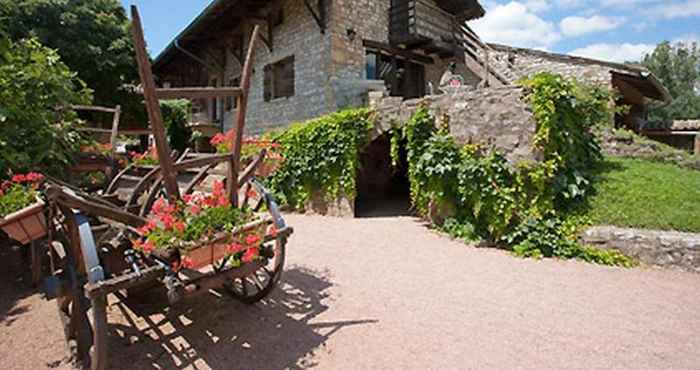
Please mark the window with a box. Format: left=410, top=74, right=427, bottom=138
left=264, top=56, right=295, bottom=101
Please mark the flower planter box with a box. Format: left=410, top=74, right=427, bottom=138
left=184, top=243, right=231, bottom=270
left=0, top=199, right=47, bottom=245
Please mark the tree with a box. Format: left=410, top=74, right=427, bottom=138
left=642, top=41, right=700, bottom=125
left=0, top=0, right=139, bottom=117
left=0, top=37, right=92, bottom=177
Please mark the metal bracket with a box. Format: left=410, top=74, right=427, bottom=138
left=75, top=212, right=105, bottom=284
left=303, top=0, right=326, bottom=34
left=251, top=178, right=286, bottom=229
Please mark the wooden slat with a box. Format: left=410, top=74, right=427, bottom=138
left=71, top=105, right=120, bottom=114
left=131, top=6, right=180, bottom=200
left=154, top=87, right=243, bottom=99
left=229, top=25, right=261, bottom=205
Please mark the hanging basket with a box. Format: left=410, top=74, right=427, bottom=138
left=0, top=199, right=47, bottom=245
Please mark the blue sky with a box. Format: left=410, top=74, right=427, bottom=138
left=122, top=0, right=699, bottom=63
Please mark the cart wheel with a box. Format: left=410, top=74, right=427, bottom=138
left=223, top=237, right=286, bottom=304
left=55, top=254, right=108, bottom=370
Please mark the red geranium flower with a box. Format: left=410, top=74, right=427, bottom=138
left=242, top=247, right=259, bottom=263
left=180, top=256, right=194, bottom=270
left=267, top=225, right=278, bottom=237
left=245, top=234, right=261, bottom=246
left=12, top=174, right=26, bottom=183
left=174, top=221, right=186, bottom=233
left=226, top=243, right=244, bottom=255
left=26, top=172, right=44, bottom=183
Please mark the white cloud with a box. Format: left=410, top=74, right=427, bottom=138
left=470, top=1, right=561, bottom=49
left=569, top=42, right=655, bottom=62
left=650, top=0, right=700, bottom=18
left=560, top=15, right=625, bottom=36
left=673, top=33, right=700, bottom=47
left=523, top=0, right=550, bottom=12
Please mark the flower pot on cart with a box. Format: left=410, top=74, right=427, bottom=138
left=0, top=199, right=47, bottom=245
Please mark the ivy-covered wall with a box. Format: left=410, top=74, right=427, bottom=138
left=266, top=72, right=634, bottom=266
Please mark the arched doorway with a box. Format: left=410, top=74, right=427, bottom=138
left=355, top=133, right=411, bottom=217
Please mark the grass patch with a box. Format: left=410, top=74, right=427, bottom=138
left=584, top=157, right=700, bottom=232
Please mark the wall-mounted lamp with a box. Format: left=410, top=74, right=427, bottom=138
left=346, top=28, right=357, bottom=42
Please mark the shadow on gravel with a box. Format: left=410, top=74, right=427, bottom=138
left=0, top=240, right=34, bottom=326
left=106, top=266, right=377, bottom=370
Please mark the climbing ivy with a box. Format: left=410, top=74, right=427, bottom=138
left=266, top=108, right=374, bottom=209
left=398, top=73, right=633, bottom=266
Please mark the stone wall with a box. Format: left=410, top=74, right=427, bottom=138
left=370, top=86, right=539, bottom=164
left=582, top=226, right=700, bottom=274
left=219, top=0, right=334, bottom=135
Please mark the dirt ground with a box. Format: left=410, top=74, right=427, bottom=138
left=2, top=214, right=700, bottom=369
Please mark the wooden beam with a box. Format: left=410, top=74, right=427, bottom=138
left=229, top=25, right=261, bottom=205
left=695, top=134, right=700, bottom=155
left=303, top=0, right=326, bottom=33
left=154, top=87, right=243, bottom=99
left=363, top=39, right=435, bottom=65
left=131, top=6, right=180, bottom=200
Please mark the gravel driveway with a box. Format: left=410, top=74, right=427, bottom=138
left=1, top=214, right=699, bottom=369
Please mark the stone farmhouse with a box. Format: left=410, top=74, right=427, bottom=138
left=152, top=0, right=670, bottom=138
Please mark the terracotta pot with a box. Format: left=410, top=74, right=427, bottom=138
left=0, top=199, right=47, bottom=245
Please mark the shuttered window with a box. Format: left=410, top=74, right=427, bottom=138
left=263, top=56, right=295, bottom=101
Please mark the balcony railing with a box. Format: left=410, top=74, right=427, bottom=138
left=390, top=0, right=465, bottom=48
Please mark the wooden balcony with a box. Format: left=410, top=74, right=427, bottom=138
left=389, top=0, right=469, bottom=55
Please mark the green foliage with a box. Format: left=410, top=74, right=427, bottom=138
left=399, top=73, right=629, bottom=266
left=160, top=99, right=192, bottom=153
left=506, top=216, right=635, bottom=267
left=521, top=72, right=611, bottom=206
left=0, top=183, right=38, bottom=218
left=642, top=41, right=700, bottom=124
left=584, top=157, right=700, bottom=233
left=439, top=218, right=479, bottom=243
left=0, top=38, right=92, bottom=177
left=1, top=0, right=139, bottom=115
left=267, top=109, right=374, bottom=209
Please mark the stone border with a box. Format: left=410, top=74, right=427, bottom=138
left=582, top=226, right=700, bottom=273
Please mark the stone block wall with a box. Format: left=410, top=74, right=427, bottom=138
left=582, top=226, right=700, bottom=274
left=370, top=86, right=539, bottom=165
left=219, top=0, right=334, bottom=135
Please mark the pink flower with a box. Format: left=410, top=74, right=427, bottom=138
left=217, top=196, right=230, bottom=207
left=246, top=189, right=257, bottom=199
left=190, top=204, right=202, bottom=215
left=174, top=221, right=186, bottom=233
left=182, top=194, right=193, bottom=203
left=12, top=174, right=26, bottom=183
left=226, top=243, right=244, bottom=255
left=160, top=213, right=175, bottom=230
left=180, top=256, right=194, bottom=270
left=210, top=133, right=226, bottom=145
left=26, top=172, right=44, bottom=183
left=245, top=234, right=261, bottom=246
left=213, top=180, right=225, bottom=198
left=242, top=247, right=259, bottom=263
left=142, top=241, right=155, bottom=253
left=152, top=197, right=167, bottom=215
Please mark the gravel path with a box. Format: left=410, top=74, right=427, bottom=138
left=1, top=214, right=700, bottom=369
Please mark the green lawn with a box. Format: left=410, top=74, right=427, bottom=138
left=584, top=157, right=700, bottom=233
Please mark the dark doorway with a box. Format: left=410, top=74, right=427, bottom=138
left=366, top=50, right=426, bottom=99
left=355, top=133, right=411, bottom=218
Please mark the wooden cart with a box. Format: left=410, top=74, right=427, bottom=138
left=38, top=8, right=292, bottom=370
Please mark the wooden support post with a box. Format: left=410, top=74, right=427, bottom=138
left=695, top=134, right=700, bottom=156
left=130, top=6, right=180, bottom=200
left=109, top=105, right=122, bottom=158
left=228, top=25, right=261, bottom=206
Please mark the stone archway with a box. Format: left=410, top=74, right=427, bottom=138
left=355, top=132, right=411, bottom=218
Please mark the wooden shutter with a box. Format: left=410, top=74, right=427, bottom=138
left=276, top=56, right=295, bottom=98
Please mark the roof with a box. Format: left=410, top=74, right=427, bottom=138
left=154, top=0, right=266, bottom=71
left=153, top=0, right=485, bottom=71
left=488, top=43, right=671, bottom=102
left=671, top=119, right=700, bottom=131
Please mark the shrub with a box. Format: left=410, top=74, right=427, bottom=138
left=266, top=109, right=375, bottom=209
left=0, top=37, right=92, bottom=178
left=160, top=99, right=192, bottom=153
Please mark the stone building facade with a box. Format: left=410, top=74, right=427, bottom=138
left=153, top=0, right=484, bottom=135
